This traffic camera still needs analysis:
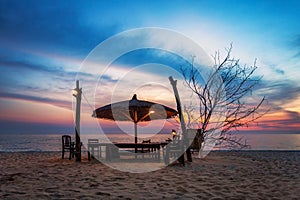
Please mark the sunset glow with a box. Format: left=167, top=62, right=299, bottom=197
left=0, top=0, right=300, bottom=135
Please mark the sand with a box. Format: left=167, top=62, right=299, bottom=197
left=1, top=151, right=299, bottom=200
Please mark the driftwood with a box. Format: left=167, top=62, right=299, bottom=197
left=169, top=76, right=192, bottom=164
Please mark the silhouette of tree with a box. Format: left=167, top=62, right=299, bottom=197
left=181, top=45, right=266, bottom=157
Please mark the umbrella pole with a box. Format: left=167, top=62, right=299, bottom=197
left=134, top=122, right=137, bottom=153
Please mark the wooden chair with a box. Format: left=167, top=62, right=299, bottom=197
left=87, top=139, right=101, bottom=160
left=187, top=129, right=202, bottom=153
left=62, top=135, right=75, bottom=159
left=164, top=139, right=184, bottom=165
left=141, top=139, right=152, bottom=153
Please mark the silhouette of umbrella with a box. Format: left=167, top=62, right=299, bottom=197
left=93, top=94, right=177, bottom=147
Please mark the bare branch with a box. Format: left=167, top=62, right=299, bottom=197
left=181, top=45, right=266, bottom=151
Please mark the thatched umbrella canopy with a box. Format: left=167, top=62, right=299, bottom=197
left=93, top=94, right=178, bottom=148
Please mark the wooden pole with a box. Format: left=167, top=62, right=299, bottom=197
left=134, top=109, right=138, bottom=154
left=169, top=76, right=192, bottom=163
left=74, top=80, right=82, bottom=162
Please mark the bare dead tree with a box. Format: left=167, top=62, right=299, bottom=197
left=181, top=45, right=266, bottom=155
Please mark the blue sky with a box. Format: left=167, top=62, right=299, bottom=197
left=0, top=0, right=300, bottom=134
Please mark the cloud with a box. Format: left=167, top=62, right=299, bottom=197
left=0, top=0, right=121, bottom=54
left=0, top=57, right=74, bottom=93
left=274, top=68, right=284, bottom=75
left=0, top=57, right=62, bottom=74
left=0, top=119, right=73, bottom=134
left=0, top=92, right=71, bottom=110
left=291, top=34, right=300, bottom=58
left=112, top=48, right=192, bottom=71
left=282, top=110, right=300, bottom=124
left=257, top=110, right=300, bottom=131
left=255, top=80, right=300, bottom=109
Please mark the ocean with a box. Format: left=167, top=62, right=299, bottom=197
left=0, top=133, right=299, bottom=152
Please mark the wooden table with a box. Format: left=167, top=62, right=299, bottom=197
left=87, top=142, right=166, bottom=161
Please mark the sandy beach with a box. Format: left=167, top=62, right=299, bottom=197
left=1, top=151, right=299, bottom=200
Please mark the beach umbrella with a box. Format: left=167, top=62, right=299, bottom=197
left=93, top=94, right=178, bottom=149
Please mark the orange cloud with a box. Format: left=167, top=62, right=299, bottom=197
left=0, top=98, right=73, bottom=125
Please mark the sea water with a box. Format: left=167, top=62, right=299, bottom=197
left=0, top=133, right=299, bottom=152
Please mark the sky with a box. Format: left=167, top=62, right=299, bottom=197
left=0, top=0, right=300, bottom=135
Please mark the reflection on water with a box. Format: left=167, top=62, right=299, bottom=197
left=0, top=133, right=299, bottom=152
left=241, top=133, right=300, bottom=150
